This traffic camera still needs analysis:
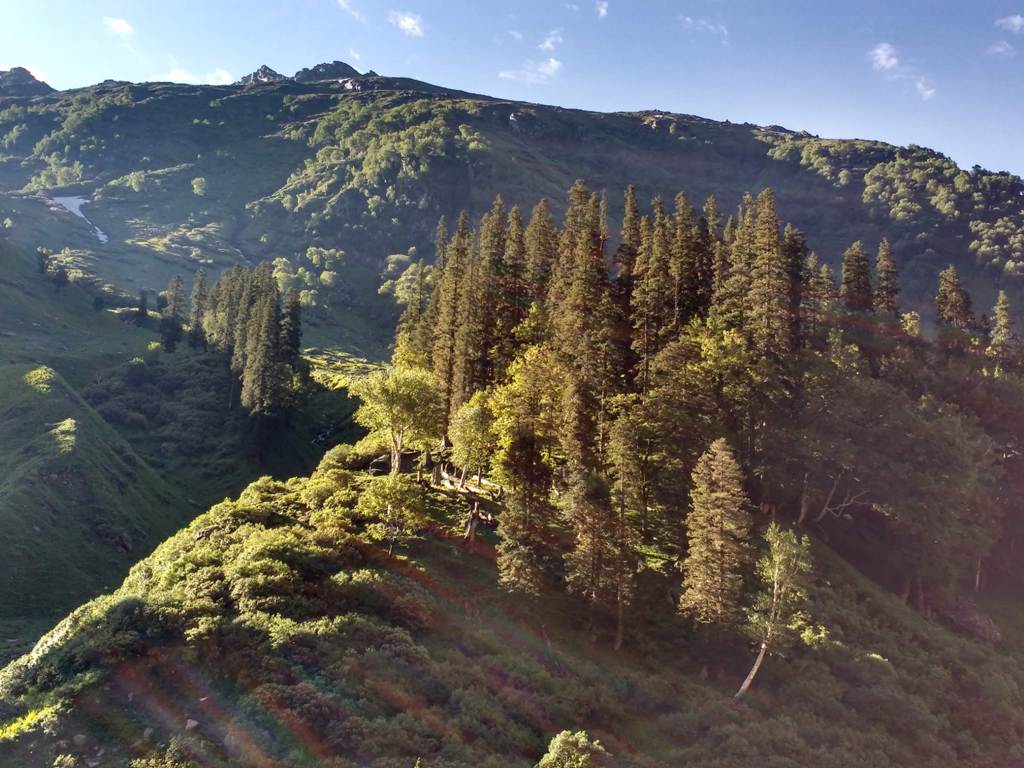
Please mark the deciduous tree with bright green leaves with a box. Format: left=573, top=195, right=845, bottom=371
left=352, top=365, right=444, bottom=475
left=355, top=474, right=427, bottom=556
left=736, top=523, right=812, bottom=698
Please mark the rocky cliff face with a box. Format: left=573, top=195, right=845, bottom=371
left=234, top=65, right=286, bottom=86
left=0, top=67, right=56, bottom=97
left=294, top=60, right=361, bottom=82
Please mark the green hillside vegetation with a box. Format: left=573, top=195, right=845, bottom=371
left=0, top=235, right=365, bottom=651
left=0, top=363, right=179, bottom=630
left=4, top=180, right=1024, bottom=766
left=3, top=68, right=1024, bottom=323
left=3, top=457, right=1024, bottom=768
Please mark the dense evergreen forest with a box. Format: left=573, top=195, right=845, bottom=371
left=6, top=179, right=1024, bottom=767
left=383, top=179, right=1022, bottom=646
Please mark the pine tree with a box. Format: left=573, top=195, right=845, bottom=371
left=452, top=231, right=492, bottom=409
left=432, top=212, right=472, bottom=427
left=553, top=182, right=616, bottom=471
left=782, top=224, right=807, bottom=350
left=936, top=264, right=973, bottom=329
left=703, top=195, right=722, bottom=244
left=524, top=198, right=558, bottom=304
left=670, top=191, right=701, bottom=327
left=630, top=200, right=674, bottom=391
left=230, top=267, right=258, bottom=384
left=613, top=185, right=641, bottom=301
left=747, top=190, right=790, bottom=359
left=710, top=196, right=755, bottom=330
left=692, top=197, right=719, bottom=318
left=563, top=472, right=618, bottom=628
left=840, top=241, right=872, bottom=312
left=818, top=263, right=839, bottom=312
left=279, top=288, right=303, bottom=370
left=873, top=238, right=900, bottom=316
left=160, top=274, right=186, bottom=352
left=240, top=283, right=284, bottom=416
left=799, top=252, right=828, bottom=345
left=493, top=204, right=529, bottom=377
left=187, top=268, right=209, bottom=350
left=987, top=290, right=1015, bottom=369
left=679, top=438, right=753, bottom=629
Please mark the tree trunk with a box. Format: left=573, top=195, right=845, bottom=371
left=735, top=641, right=768, bottom=699
left=898, top=573, right=911, bottom=603
left=797, top=474, right=811, bottom=526
left=459, top=465, right=467, bottom=490
left=390, top=437, right=401, bottom=476
left=975, top=557, right=982, bottom=593
left=614, top=587, right=625, bottom=651
left=464, top=501, right=479, bottom=543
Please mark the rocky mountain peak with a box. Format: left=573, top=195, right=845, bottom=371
left=294, top=61, right=362, bottom=82
left=0, top=66, right=56, bottom=97
left=234, top=65, right=287, bottom=86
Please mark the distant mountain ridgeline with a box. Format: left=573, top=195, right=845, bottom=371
left=0, top=62, right=1022, bottom=316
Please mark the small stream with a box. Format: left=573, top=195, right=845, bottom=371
left=52, top=195, right=109, bottom=244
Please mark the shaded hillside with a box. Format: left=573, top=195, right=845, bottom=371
left=0, top=64, right=1021, bottom=319
left=0, top=236, right=364, bottom=644
left=0, top=363, right=180, bottom=624
left=1, top=461, right=1022, bottom=767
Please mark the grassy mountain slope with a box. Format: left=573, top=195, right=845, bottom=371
left=1, top=460, right=1022, bottom=767
left=2, top=70, right=1022, bottom=318
left=0, top=237, right=187, bottom=638
left=0, top=363, right=179, bottom=627
left=0, top=236, right=365, bottom=651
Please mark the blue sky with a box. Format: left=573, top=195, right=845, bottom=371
left=3, top=0, right=1023, bottom=174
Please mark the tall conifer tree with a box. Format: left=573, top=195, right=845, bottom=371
left=840, top=241, right=873, bottom=312
left=747, top=190, right=790, bottom=358
left=187, top=268, right=209, bottom=350
left=873, top=238, right=900, bottom=316
left=679, top=438, right=753, bottom=629
left=432, top=212, right=472, bottom=427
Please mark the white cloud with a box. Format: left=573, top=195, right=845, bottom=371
left=914, top=77, right=936, bottom=100
left=869, top=42, right=899, bottom=70
left=681, top=16, right=729, bottom=44
left=867, top=43, right=936, bottom=101
left=349, top=48, right=362, bottom=61
left=389, top=10, right=424, bottom=37
left=509, top=30, right=524, bottom=41
left=997, top=14, right=1024, bottom=32
left=565, top=3, right=580, bottom=10
left=596, top=1, right=609, bottom=19
left=156, top=67, right=233, bottom=85
left=988, top=40, right=1017, bottom=57
left=499, top=57, right=562, bottom=85
left=337, top=0, right=367, bottom=23
left=103, top=17, right=134, bottom=38
left=540, top=29, right=564, bottom=51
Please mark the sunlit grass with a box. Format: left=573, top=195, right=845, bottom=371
left=0, top=704, right=59, bottom=743
left=49, top=418, right=77, bottom=454
left=22, top=366, right=55, bottom=393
